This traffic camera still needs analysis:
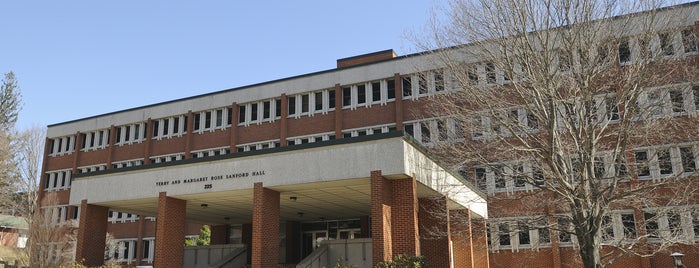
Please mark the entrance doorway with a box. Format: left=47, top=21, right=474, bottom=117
left=300, top=219, right=362, bottom=258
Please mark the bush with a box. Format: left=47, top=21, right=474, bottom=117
left=375, top=254, right=428, bottom=268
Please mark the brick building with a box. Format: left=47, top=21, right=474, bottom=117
left=39, top=2, right=699, bottom=268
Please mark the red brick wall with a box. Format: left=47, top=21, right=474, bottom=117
left=251, top=182, right=280, bottom=268
left=418, top=197, right=451, bottom=268
left=75, top=200, right=109, bottom=267
left=154, top=192, right=186, bottom=268
left=391, top=177, right=420, bottom=256
left=371, top=170, right=393, bottom=265
left=210, top=224, right=228, bottom=245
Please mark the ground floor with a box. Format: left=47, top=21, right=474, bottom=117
left=68, top=134, right=489, bottom=267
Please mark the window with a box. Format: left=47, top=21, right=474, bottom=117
left=517, top=221, right=530, bottom=245
left=680, top=147, right=696, bottom=173
left=193, top=113, right=201, bottom=131
left=250, top=103, right=258, bottom=121
left=467, top=66, right=479, bottom=84
left=618, top=39, right=631, bottom=63
left=498, top=223, right=511, bottom=246
left=682, top=28, right=697, bottom=53
left=693, top=86, right=699, bottom=110
left=328, top=89, right=336, bottom=109
left=659, top=32, right=674, bottom=56
left=605, top=97, right=620, bottom=121
left=357, top=84, right=366, bottom=105
left=342, top=87, right=351, bottom=107
left=371, top=81, right=381, bottom=102
left=204, top=111, right=212, bottom=129
left=644, top=212, right=659, bottom=239
left=314, top=92, right=323, bottom=111
left=434, top=71, right=445, bottom=92
left=418, top=75, right=428, bottom=95
left=288, top=96, right=297, bottom=115
left=301, top=94, right=309, bottom=113
left=670, top=89, right=685, bottom=113
left=558, top=50, right=572, bottom=72
left=657, top=148, right=673, bottom=176
left=81, top=129, right=110, bottom=150
left=44, top=170, right=72, bottom=191
left=387, top=80, right=396, bottom=100
left=485, top=62, right=496, bottom=84
left=635, top=151, right=650, bottom=177
left=475, top=167, right=487, bottom=191
left=558, top=217, right=573, bottom=243
left=263, top=101, right=271, bottom=119
left=215, top=109, right=224, bottom=127
left=621, top=213, right=637, bottom=239
left=402, top=76, right=413, bottom=97
left=637, top=37, right=652, bottom=60
left=420, top=122, right=430, bottom=143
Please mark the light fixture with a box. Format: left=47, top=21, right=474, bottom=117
left=290, top=196, right=298, bottom=201
left=297, top=212, right=304, bottom=217
left=670, top=252, right=684, bottom=268
left=224, top=217, right=230, bottom=221
left=201, top=204, right=208, bottom=208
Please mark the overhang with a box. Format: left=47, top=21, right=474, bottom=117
left=70, top=133, right=487, bottom=224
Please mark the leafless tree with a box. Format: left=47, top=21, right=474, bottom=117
left=417, top=0, right=699, bottom=267
left=26, top=193, right=78, bottom=268
left=9, top=126, right=45, bottom=220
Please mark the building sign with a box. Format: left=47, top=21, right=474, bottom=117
left=155, top=170, right=266, bottom=189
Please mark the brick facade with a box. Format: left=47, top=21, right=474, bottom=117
left=251, top=182, right=280, bottom=268
left=75, top=200, right=108, bottom=267
left=154, top=192, right=186, bottom=268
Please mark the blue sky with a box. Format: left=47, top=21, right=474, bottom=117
left=1, top=1, right=437, bottom=130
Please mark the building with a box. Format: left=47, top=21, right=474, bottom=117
left=39, top=2, right=699, bottom=268
left=0, top=214, right=28, bottom=248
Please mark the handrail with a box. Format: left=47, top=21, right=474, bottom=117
left=208, top=245, right=247, bottom=268
left=296, top=245, right=329, bottom=268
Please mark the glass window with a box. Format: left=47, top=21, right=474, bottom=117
left=263, top=101, right=271, bottom=119
left=342, top=87, right=351, bottom=107
left=680, top=147, right=696, bottom=173
left=328, top=90, right=336, bottom=109
left=301, top=94, right=309, bottom=113
left=387, top=80, right=396, bottom=99
left=682, top=28, right=697, bottom=53
left=402, top=76, right=412, bottom=97
left=357, top=85, right=366, bottom=104
left=314, top=92, right=323, bottom=111
left=288, top=96, right=296, bottom=115
left=618, top=39, right=631, bottom=63
left=239, top=106, right=246, bottom=123
left=498, top=223, right=511, bottom=246
left=658, top=149, right=673, bottom=175
left=659, top=32, right=674, bottom=56
left=635, top=151, right=650, bottom=177
left=371, top=81, right=381, bottom=102
left=434, top=72, right=444, bottom=91
left=251, top=104, right=258, bottom=121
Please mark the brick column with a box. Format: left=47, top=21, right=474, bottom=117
left=230, top=103, right=239, bottom=152
left=251, top=182, right=280, bottom=268
left=334, top=84, right=343, bottom=138
left=371, top=170, right=393, bottom=265
left=450, top=209, right=473, bottom=268
left=280, top=94, right=289, bottom=146
left=154, top=192, right=186, bottom=268
left=391, top=177, right=420, bottom=256
left=185, top=111, right=194, bottom=159
left=394, top=73, right=404, bottom=131
left=75, top=200, right=109, bottom=267
left=419, top=197, right=452, bottom=268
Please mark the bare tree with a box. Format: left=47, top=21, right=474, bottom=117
left=26, top=193, right=78, bottom=268
left=418, top=0, right=699, bottom=267
left=9, top=126, right=45, bottom=220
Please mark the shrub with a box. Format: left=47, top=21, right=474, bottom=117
left=375, top=254, right=428, bottom=268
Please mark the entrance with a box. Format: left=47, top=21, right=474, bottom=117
left=300, top=219, right=362, bottom=258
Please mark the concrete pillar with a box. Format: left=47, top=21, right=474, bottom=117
left=75, top=200, right=109, bottom=267
left=251, top=182, right=280, bottom=268
left=154, top=192, right=186, bottom=268
left=419, top=196, right=452, bottom=268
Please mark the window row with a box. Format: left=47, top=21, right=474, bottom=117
left=401, top=71, right=448, bottom=99
left=490, top=208, right=699, bottom=251
left=343, top=78, right=396, bottom=109
left=405, top=118, right=456, bottom=144
left=342, top=125, right=396, bottom=139
left=112, top=159, right=144, bottom=169
left=287, top=132, right=336, bottom=146
left=48, top=136, right=75, bottom=156
left=239, top=98, right=282, bottom=125
left=107, top=239, right=138, bottom=263
left=633, top=84, right=699, bottom=120
left=150, top=153, right=185, bottom=164
left=191, top=147, right=231, bottom=158
left=44, top=169, right=72, bottom=191
left=618, top=27, right=698, bottom=64
left=288, top=90, right=335, bottom=118
left=80, top=129, right=110, bottom=151
left=77, top=164, right=106, bottom=174
left=152, top=115, right=187, bottom=139
left=237, top=140, right=281, bottom=152
left=193, top=108, right=232, bottom=133
left=634, top=143, right=697, bottom=181
left=114, top=122, right=146, bottom=145
left=43, top=205, right=79, bottom=226
left=108, top=210, right=139, bottom=223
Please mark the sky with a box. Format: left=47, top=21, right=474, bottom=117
left=0, top=1, right=438, bottom=130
